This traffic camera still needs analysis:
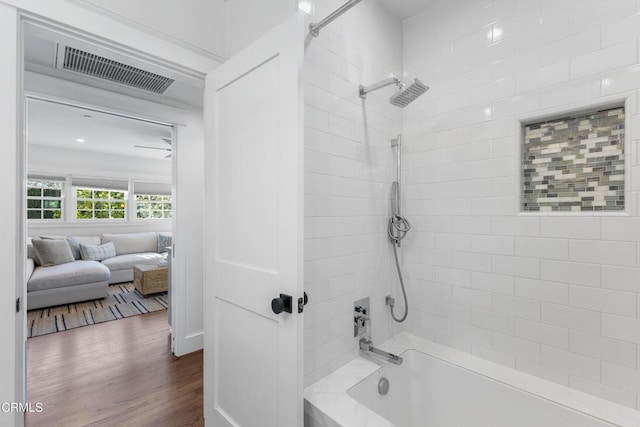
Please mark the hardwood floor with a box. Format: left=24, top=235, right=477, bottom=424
left=26, top=311, right=203, bottom=427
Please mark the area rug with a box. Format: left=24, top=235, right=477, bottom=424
left=27, top=282, right=168, bottom=338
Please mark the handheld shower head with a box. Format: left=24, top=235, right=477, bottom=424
left=391, top=181, right=400, bottom=216
left=389, top=79, right=429, bottom=108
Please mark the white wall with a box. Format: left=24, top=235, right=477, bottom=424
left=29, top=222, right=171, bottom=240
left=28, top=144, right=171, bottom=180
left=0, top=3, right=22, bottom=426
left=224, top=0, right=296, bottom=57
left=303, top=0, right=403, bottom=386
left=77, top=0, right=226, bottom=61
left=172, top=112, right=205, bottom=355
left=402, top=0, right=640, bottom=409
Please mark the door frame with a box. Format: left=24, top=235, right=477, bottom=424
left=14, top=9, right=210, bottom=418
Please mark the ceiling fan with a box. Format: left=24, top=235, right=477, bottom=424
left=134, top=137, right=172, bottom=158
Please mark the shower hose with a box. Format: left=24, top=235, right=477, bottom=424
left=387, top=214, right=411, bottom=322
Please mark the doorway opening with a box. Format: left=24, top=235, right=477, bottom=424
left=20, top=16, right=206, bottom=425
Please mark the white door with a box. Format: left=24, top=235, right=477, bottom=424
left=203, top=13, right=304, bottom=427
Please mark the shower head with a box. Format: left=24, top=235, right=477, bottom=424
left=389, top=79, right=429, bottom=108
left=359, top=77, right=429, bottom=108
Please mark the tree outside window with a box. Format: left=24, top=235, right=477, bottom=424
left=76, top=187, right=126, bottom=220
left=136, top=194, right=172, bottom=219
left=27, top=179, right=63, bottom=220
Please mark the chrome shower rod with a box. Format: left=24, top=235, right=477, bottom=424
left=309, top=0, right=363, bottom=38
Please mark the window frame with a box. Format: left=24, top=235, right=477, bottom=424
left=135, top=193, right=173, bottom=220
left=26, top=178, right=64, bottom=221
left=74, top=186, right=128, bottom=221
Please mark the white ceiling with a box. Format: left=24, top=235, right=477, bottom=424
left=27, top=98, right=173, bottom=161
left=380, top=0, right=437, bottom=20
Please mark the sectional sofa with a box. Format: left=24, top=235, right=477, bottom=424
left=26, top=231, right=171, bottom=310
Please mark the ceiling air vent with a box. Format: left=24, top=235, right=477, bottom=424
left=62, top=46, right=174, bottom=94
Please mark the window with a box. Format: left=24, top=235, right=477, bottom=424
left=26, top=177, right=173, bottom=221
left=133, top=181, right=172, bottom=220
left=27, top=179, right=63, bottom=220
left=136, top=194, right=172, bottom=219
left=522, top=107, right=625, bottom=212
left=75, top=188, right=126, bottom=219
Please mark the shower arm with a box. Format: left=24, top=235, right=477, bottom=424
left=359, top=78, right=404, bottom=99
left=309, top=0, right=363, bottom=38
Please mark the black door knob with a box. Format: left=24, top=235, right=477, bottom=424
left=272, top=294, right=292, bottom=314
left=303, top=292, right=308, bottom=305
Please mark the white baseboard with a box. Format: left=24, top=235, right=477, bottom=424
left=173, top=331, right=203, bottom=356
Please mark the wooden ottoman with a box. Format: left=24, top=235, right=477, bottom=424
left=133, top=264, right=168, bottom=295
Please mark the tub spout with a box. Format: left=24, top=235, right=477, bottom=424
left=359, top=338, right=403, bottom=365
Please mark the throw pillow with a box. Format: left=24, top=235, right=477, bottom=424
left=80, top=242, right=116, bottom=262
left=66, top=237, right=82, bottom=260
left=157, top=233, right=172, bottom=253
left=32, top=239, right=75, bottom=267
left=27, top=244, right=42, bottom=266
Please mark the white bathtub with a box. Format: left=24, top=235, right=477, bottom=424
left=304, top=333, right=640, bottom=427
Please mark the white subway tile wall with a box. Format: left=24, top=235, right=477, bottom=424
left=403, top=0, right=640, bottom=409
left=303, top=0, right=403, bottom=386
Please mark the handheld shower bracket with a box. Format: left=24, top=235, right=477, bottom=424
left=387, top=134, right=410, bottom=323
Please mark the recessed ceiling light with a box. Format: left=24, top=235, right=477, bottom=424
left=76, top=138, right=85, bottom=143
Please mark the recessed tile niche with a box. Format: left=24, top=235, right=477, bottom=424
left=522, top=107, right=625, bottom=212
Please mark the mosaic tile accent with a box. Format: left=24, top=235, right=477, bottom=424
left=523, top=107, right=625, bottom=212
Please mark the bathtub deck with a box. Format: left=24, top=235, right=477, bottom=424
left=304, top=333, right=640, bottom=427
